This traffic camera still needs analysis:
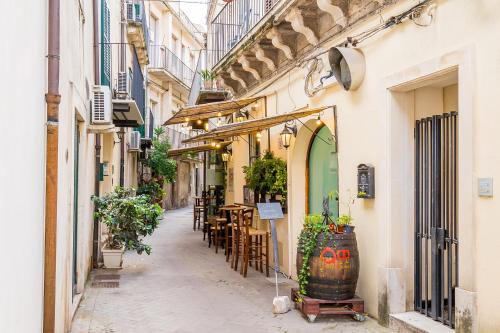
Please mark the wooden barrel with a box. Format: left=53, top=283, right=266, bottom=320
left=297, top=232, right=359, bottom=300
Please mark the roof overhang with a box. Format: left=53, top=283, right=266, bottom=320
left=112, top=99, right=144, bottom=128
left=168, top=141, right=232, bottom=157
left=87, top=124, right=118, bottom=134
left=163, top=96, right=262, bottom=125
left=182, top=106, right=332, bottom=144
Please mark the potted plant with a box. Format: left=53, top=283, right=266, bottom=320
left=93, top=187, right=163, bottom=268
left=329, top=190, right=361, bottom=234
left=200, top=69, right=215, bottom=90
left=243, top=151, right=287, bottom=205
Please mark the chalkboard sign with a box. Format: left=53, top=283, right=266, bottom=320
left=257, top=203, right=284, bottom=220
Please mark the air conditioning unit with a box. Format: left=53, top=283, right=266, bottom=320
left=91, top=85, right=112, bottom=124
left=129, top=131, right=141, bottom=151
left=117, top=71, right=129, bottom=96
left=125, top=1, right=135, bottom=21
left=125, top=1, right=141, bottom=21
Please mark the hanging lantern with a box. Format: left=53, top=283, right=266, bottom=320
left=235, top=110, right=247, bottom=122
left=204, top=122, right=209, bottom=131
left=256, top=132, right=262, bottom=138
left=216, top=143, right=221, bottom=149
left=221, top=151, right=230, bottom=162
left=280, top=126, right=293, bottom=149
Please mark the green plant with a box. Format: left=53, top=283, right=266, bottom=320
left=243, top=151, right=287, bottom=202
left=137, top=179, right=165, bottom=204
left=93, top=187, right=163, bottom=255
left=200, top=69, right=215, bottom=81
left=328, top=189, right=358, bottom=226
left=297, top=214, right=335, bottom=296
left=145, top=127, right=177, bottom=183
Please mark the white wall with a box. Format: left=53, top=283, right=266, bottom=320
left=0, top=1, right=47, bottom=332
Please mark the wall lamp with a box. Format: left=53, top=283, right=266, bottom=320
left=280, top=124, right=297, bottom=149
left=235, top=110, right=248, bottom=122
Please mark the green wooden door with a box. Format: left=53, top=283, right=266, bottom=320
left=307, top=126, right=339, bottom=217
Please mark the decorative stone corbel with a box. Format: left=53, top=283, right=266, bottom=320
left=316, top=0, right=347, bottom=28
left=285, top=8, right=318, bottom=46
left=266, top=27, right=294, bottom=60
left=237, top=55, right=261, bottom=81
left=227, top=67, right=248, bottom=90
left=252, top=43, right=276, bottom=72
left=219, top=76, right=236, bottom=96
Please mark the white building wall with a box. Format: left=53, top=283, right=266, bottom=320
left=0, top=2, right=47, bottom=332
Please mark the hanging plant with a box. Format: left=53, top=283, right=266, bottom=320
left=243, top=151, right=287, bottom=203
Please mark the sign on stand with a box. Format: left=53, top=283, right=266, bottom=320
left=257, top=203, right=284, bottom=276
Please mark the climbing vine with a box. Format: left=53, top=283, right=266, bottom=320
left=297, top=214, right=335, bottom=296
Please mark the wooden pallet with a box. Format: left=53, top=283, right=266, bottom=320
left=291, top=288, right=366, bottom=323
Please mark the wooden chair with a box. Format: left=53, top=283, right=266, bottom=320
left=193, top=197, right=204, bottom=232
left=240, top=210, right=269, bottom=277
left=208, top=214, right=227, bottom=253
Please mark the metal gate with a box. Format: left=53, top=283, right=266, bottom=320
left=414, top=112, right=458, bottom=328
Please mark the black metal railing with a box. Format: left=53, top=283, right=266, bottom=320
left=210, top=0, right=279, bottom=67
left=188, top=50, right=204, bottom=106
left=149, top=45, right=195, bottom=88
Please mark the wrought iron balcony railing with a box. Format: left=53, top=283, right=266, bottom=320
left=149, top=45, right=195, bottom=88
left=209, top=0, right=280, bottom=67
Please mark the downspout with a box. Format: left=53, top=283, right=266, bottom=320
left=92, top=0, right=101, bottom=268
left=44, top=0, right=60, bottom=331
left=119, top=0, right=125, bottom=187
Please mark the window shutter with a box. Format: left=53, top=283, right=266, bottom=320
left=100, top=0, right=111, bottom=86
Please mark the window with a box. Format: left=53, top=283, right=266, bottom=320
left=100, top=0, right=111, bottom=86
left=149, top=15, right=158, bottom=65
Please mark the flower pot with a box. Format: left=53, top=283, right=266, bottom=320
left=336, top=225, right=345, bottom=234
left=102, top=245, right=124, bottom=268
left=297, top=232, right=360, bottom=300
left=203, top=80, right=213, bottom=90
left=344, top=225, right=355, bottom=234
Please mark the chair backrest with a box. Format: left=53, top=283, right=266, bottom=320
left=241, top=208, right=254, bottom=233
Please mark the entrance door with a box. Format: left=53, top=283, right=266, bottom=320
left=307, top=125, right=339, bottom=216
left=414, top=113, right=458, bottom=328
left=72, top=120, right=80, bottom=297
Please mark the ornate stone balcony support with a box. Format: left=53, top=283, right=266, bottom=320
left=253, top=43, right=277, bottom=72
left=266, top=27, right=295, bottom=60
left=285, top=8, right=318, bottom=46
left=316, top=0, right=347, bottom=28
left=237, top=55, right=261, bottom=81
left=228, top=67, right=248, bottom=90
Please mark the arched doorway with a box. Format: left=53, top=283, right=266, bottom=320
left=307, top=125, right=339, bottom=217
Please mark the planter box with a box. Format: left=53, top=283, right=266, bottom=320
left=102, top=245, right=124, bottom=269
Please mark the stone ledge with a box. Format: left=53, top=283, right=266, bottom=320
left=390, top=312, right=454, bottom=333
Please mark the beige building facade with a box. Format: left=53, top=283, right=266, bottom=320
left=146, top=2, right=204, bottom=208
left=207, top=0, right=500, bottom=331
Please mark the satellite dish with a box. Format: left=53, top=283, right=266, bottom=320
left=328, top=47, right=366, bottom=91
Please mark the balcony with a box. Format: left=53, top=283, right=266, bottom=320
left=209, top=0, right=280, bottom=67
left=210, top=0, right=387, bottom=96
left=148, top=45, right=195, bottom=92
left=126, top=0, right=149, bottom=65
left=188, top=50, right=229, bottom=106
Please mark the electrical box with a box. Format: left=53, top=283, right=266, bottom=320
left=357, top=164, right=375, bottom=199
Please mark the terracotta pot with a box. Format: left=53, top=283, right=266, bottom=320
left=203, top=80, right=213, bottom=90
left=336, top=225, right=345, bottom=234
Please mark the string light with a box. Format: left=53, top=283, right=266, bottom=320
left=316, top=115, right=322, bottom=126
left=196, top=119, right=202, bottom=125
left=256, top=132, right=262, bottom=138
left=185, top=117, right=190, bottom=122
left=217, top=112, right=222, bottom=117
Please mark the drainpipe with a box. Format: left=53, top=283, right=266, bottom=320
left=43, top=0, right=60, bottom=331
left=119, top=0, right=125, bottom=187
left=92, top=0, right=101, bottom=268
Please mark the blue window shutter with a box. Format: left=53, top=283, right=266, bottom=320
left=100, top=0, right=111, bottom=87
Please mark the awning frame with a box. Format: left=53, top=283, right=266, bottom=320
left=182, top=106, right=333, bottom=144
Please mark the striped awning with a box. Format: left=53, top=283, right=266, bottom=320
left=167, top=141, right=232, bottom=157
left=163, top=96, right=262, bottom=125
left=182, top=106, right=332, bottom=144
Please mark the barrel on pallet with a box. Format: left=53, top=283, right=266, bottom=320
left=297, top=232, right=360, bottom=300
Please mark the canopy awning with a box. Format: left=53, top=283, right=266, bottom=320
left=167, top=141, right=232, bottom=157
left=112, top=99, right=144, bottom=127
left=163, top=96, right=262, bottom=125
left=182, top=106, right=332, bottom=144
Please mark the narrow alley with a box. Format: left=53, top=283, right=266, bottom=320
left=70, top=207, right=389, bottom=333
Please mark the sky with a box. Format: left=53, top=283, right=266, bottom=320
left=179, top=1, right=208, bottom=28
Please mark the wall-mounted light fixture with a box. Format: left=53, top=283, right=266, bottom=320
left=235, top=110, right=248, bottom=122
left=280, top=124, right=297, bottom=149
left=221, top=151, right=230, bottom=162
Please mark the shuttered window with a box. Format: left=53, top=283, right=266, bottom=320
left=100, top=0, right=111, bottom=86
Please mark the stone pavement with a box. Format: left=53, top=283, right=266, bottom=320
left=71, top=207, right=392, bottom=333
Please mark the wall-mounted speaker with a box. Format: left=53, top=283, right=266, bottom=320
left=328, top=47, right=366, bottom=91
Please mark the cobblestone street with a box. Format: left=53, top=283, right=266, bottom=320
left=71, top=207, right=390, bottom=333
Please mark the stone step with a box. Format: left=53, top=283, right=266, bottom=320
left=390, top=312, right=455, bottom=333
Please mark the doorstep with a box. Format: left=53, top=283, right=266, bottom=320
left=390, top=312, right=454, bottom=333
